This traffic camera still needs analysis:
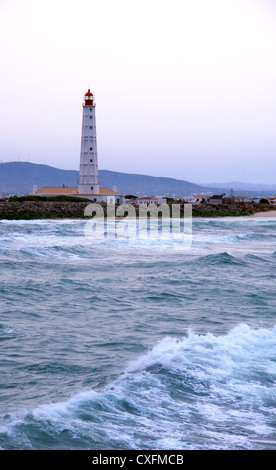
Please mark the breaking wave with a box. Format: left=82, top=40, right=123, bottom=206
left=1, top=324, right=275, bottom=450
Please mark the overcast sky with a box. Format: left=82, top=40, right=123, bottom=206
left=0, top=0, right=275, bottom=184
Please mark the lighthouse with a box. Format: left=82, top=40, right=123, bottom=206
left=34, top=88, right=123, bottom=204
left=78, top=89, right=100, bottom=195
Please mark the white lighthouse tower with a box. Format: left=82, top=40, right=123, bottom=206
left=34, top=89, right=123, bottom=204
left=78, top=89, right=100, bottom=195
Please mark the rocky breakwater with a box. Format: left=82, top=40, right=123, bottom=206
left=190, top=202, right=275, bottom=217
left=0, top=200, right=91, bottom=219
left=0, top=199, right=275, bottom=220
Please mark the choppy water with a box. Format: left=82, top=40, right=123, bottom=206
left=0, top=216, right=275, bottom=450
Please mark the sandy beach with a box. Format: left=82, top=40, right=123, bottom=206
left=252, top=210, right=276, bottom=217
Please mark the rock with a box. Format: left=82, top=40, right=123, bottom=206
left=0, top=200, right=274, bottom=220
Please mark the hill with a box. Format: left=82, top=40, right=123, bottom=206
left=205, top=181, right=276, bottom=191
left=99, top=169, right=212, bottom=196
left=0, top=162, right=212, bottom=197
left=0, top=162, right=78, bottom=195
left=0, top=162, right=275, bottom=197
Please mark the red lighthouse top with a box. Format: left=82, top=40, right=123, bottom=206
left=84, top=89, right=95, bottom=106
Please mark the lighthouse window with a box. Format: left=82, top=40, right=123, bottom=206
left=90, top=108, right=92, bottom=111
left=90, top=126, right=92, bottom=129
left=90, top=147, right=93, bottom=151
left=90, top=159, right=93, bottom=162
left=90, top=116, right=92, bottom=119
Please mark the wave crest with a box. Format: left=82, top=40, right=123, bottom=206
left=1, top=324, right=275, bottom=450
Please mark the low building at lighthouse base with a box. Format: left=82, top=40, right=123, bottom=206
left=33, top=186, right=125, bottom=204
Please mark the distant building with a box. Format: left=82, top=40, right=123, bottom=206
left=183, top=194, right=210, bottom=203
left=222, top=195, right=247, bottom=204
left=207, top=194, right=225, bottom=204
left=135, top=196, right=167, bottom=205
left=182, top=196, right=197, bottom=203
left=239, top=196, right=260, bottom=203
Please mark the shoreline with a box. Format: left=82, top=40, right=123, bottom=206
left=0, top=200, right=276, bottom=220
left=251, top=210, right=276, bottom=217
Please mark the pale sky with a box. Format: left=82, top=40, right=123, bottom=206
left=0, top=0, right=275, bottom=184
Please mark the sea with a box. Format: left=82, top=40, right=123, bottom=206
left=0, top=215, right=275, bottom=451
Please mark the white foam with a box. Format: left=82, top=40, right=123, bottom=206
left=1, top=324, right=275, bottom=449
